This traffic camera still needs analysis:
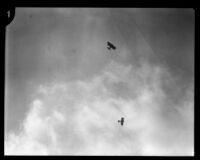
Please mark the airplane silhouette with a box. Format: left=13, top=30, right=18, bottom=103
left=118, top=117, right=124, bottom=126
left=107, top=41, right=116, bottom=50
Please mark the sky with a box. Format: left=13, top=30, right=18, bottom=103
left=5, top=8, right=194, bottom=155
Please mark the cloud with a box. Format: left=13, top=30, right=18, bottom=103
left=5, top=60, right=193, bottom=155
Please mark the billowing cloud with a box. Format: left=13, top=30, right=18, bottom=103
left=5, top=60, right=193, bottom=155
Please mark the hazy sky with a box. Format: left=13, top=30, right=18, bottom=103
left=5, top=8, right=194, bottom=155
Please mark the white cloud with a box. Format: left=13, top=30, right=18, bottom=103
left=5, top=60, right=194, bottom=155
